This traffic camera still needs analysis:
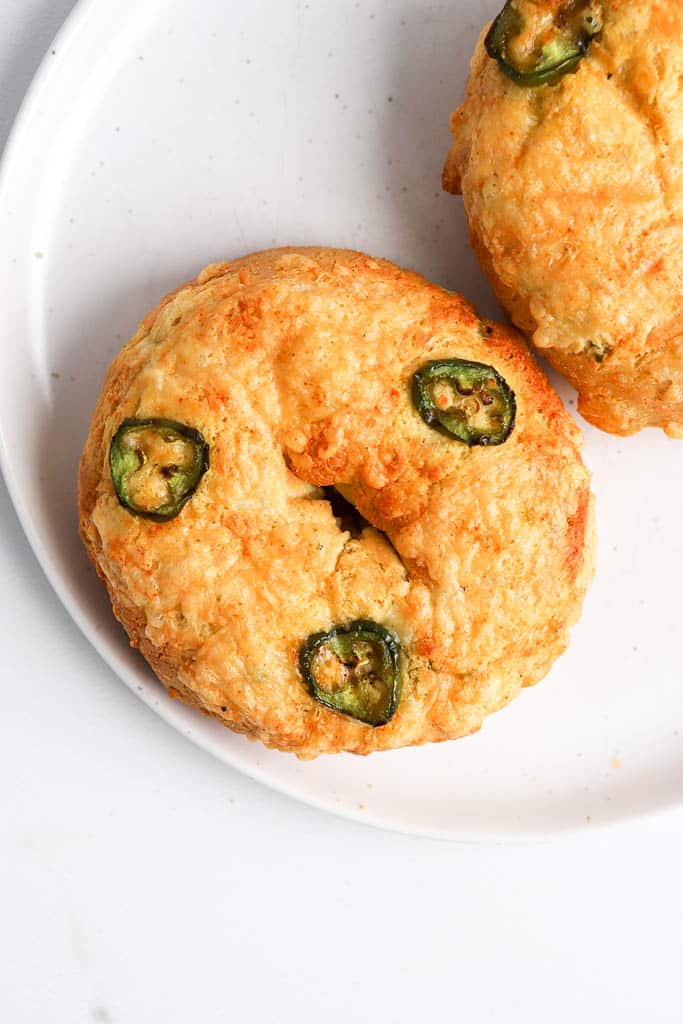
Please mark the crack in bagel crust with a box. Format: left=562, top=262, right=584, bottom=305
left=78, top=247, right=595, bottom=757
left=444, top=0, right=683, bottom=437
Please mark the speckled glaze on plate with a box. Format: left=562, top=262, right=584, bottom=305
left=0, top=0, right=681, bottom=840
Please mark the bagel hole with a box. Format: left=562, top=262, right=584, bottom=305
left=319, top=486, right=409, bottom=580
left=322, top=486, right=369, bottom=539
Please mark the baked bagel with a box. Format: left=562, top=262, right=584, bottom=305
left=444, top=0, right=683, bottom=438
left=78, top=247, right=594, bottom=757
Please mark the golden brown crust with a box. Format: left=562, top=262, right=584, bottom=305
left=445, top=1, right=683, bottom=437
left=79, top=246, right=594, bottom=757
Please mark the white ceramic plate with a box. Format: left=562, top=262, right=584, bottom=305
left=1, top=0, right=681, bottom=840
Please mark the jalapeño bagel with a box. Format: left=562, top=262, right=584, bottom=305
left=444, top=0, right=683, bottom=438
left=78, top=247, right=594, bottom=757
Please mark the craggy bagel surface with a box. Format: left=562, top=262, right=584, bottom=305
left=78, top=247, right=594, bottom=757
left=444, top=0, right=683, bottom=437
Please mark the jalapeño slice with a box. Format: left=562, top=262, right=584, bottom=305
left=412, top=359, right=516, bottom=446
left=299, top=620, right=401, bottom=727
left=485, top=0, right=603, bottom=87
left=110, top=417, right=209, bottom=521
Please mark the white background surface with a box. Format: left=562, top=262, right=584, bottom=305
left=1, top=2, right=682, bottom=1021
